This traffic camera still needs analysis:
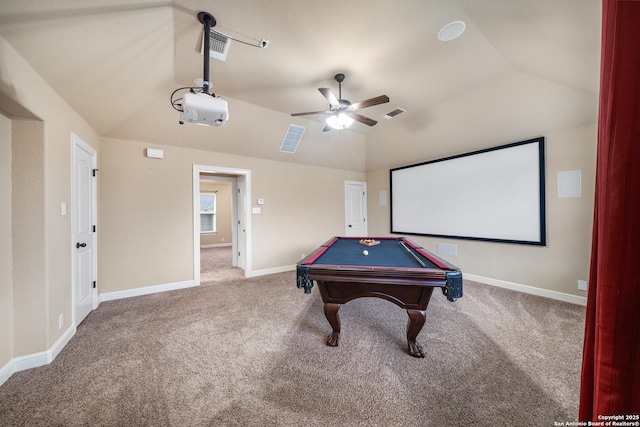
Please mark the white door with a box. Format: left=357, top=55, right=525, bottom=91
left=72, top=134, right=97, bottom=325
left=345, top=181, right=367, bottom=236
left=237, top=175, right=247, bottom=269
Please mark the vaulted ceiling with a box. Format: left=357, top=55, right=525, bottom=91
left=0, top=0, right=601, bottom=171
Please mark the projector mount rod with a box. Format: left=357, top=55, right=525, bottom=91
left=197, top=12, right=216, bottom=94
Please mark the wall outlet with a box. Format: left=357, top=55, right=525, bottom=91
left=221, top=237, right=224, bottom=242
left=578, top=280, right=588, bottom=291
left=301, top=253, right=305, bottom=259
left=58, top=314, right=64, bottom=329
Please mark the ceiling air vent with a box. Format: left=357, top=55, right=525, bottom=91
left=382, top=108, right=406, bottom=119
left=280, top=124, right=306, bottom=153
left=201, top=29, right=231, bottom=61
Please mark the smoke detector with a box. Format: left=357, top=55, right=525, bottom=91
left=438, top=21, right=466, bottom=42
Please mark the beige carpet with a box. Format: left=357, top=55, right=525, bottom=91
left=0, top=269, right=585, bottom=426
left=200, top=246, right=245, bottom=283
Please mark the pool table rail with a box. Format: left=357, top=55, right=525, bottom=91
left=298, top=265, right=461, bottom=300
left=296, top=236, right=463, bottom=301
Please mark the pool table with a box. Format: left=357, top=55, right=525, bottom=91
left=296, top=236, right=463, bottom=357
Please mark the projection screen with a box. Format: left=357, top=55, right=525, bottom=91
left=390, top=137, right=546, bottom=245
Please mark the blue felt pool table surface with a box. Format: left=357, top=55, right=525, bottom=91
left=309, top=237, right=439, bottom=269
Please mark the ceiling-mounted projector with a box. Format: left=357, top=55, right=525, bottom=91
left=170, top=11, right=230, bottom=127
left=181, top=92, right=229, bottom=126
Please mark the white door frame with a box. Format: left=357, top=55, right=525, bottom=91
left=236, top=175, right=247, bottom=270
left=193, top=165, right=251, bottom=284
left=71, top=133, right=98, bottom=325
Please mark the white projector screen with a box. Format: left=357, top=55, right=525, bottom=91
left=390, top=137, right=546, bottom=245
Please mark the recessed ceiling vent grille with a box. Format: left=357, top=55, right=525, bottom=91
left=280, top=124, right=306, bottom=153
left=201, top=29, right=231, bottom=61
left=382, top=108, right=406, bottom=119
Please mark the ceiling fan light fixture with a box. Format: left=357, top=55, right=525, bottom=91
left=292, top=73, right=388, bottom=132
left=438, top=20, right=466, bottom=42
left=326, top=113, right=355, bottom=130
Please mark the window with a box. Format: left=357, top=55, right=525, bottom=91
left=200, top=192, right=216, bottom=233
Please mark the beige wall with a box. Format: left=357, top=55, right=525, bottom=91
left=367, top=123, right=597, bottom=297
left=99, top=137, right=365, bottom=293
left=199, top=181, right=233, bottom=247
left=0, top=113, right=13, bottom=367
left=12, top=120, right=46, bottom=355
left=0, top=35, right=101, bottom=360
left=0, top=26, right=596, bottom=377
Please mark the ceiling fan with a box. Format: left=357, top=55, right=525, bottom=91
left=291, top=74, right=389, bottom=131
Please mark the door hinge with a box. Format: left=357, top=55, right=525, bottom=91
left=93, top=225, right=96, bottom=232
left=238, top=251, right=241, bottom=257
left=92, top=168, right=99, bottom=177
left=92, top=281, right=96, bottom=289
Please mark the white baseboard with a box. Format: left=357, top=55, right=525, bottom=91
left=99, top=280, right=197, bottom=303
left=0, top=359, right=15, bottom=387
left=465, top=273, right=587, bottom=306
left=0, top=324, right=76, bottom=387
left=244, top=267, right=587, bottom=306
left=246, top=264, right=296, bottom=278
left=200, top=243, right=232, bottom=248
left=244, top=267, right=587, bottom=307
left=1, top=279, right=198, bottom=387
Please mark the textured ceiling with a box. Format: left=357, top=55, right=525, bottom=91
left=0, top=0, right=601, bottom=171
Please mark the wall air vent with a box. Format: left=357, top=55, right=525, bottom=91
left=280, top=124, right=306, bottom=153
left=382, top=108, right=406, bottom=119
left=201, top=29, right=231, bottom=61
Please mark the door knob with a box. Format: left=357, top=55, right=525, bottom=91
left=348, top=224, right=352, bottom=228
left=76, top=242, right=87, bottom=248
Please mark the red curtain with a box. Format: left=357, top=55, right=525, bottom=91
left=579, top=0, right=640, bottom=420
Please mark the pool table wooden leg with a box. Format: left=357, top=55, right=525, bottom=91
left=406, top=309, right=426, bottom=358
left=323, top=303, right=341, bottom=347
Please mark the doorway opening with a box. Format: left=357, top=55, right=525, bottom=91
left=193, top=165, right=251, bottom=285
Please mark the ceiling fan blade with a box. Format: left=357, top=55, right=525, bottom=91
left=318, top=88, right=340, bottom=107
left=291, top=110, right=328, bottom=117
left=350, top=95, right=390, bottom=110
left=348, top=112, right=378, bottom=127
